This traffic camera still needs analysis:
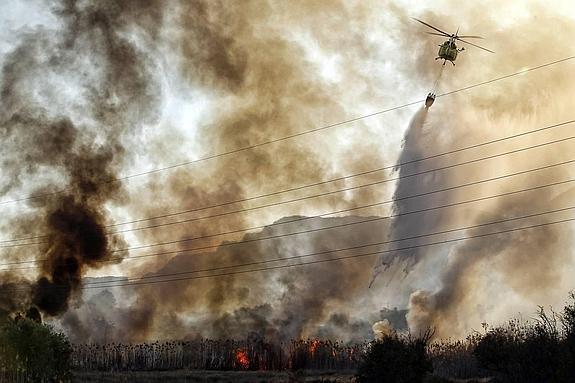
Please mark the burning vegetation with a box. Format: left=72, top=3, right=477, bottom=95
left=2, top=290, right=575, bottom=381
left=70, top=338, right=363, bottom=372
left=234, top=348, right=250, bottom=370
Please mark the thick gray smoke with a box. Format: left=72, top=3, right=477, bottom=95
left=63, top=215, right=388, bottom=343
left=0, top=0, right=161, bottom=317
left=400, top=5, right=575, bottom=338
left=1, top=0, right=574, bottom=344
left=1, top=0, right=394, bottom=341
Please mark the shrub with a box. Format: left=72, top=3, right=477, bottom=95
left=557, top=292, right=575, bottom=381
left=0, top=316, right=72, bottom=382
left=474, top=294, right=575, bottom=383
left=356, top=331, right=433, bottom=383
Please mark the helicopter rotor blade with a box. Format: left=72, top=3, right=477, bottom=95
left=427, top=32, right=451, bottom=38
left=455, top=37, right=495, bottom=53
left=457, top=35, right=485, bottom=39
left=412, top=17, right=451, bottom=36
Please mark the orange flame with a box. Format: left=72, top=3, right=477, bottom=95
left=309, top=339, right=320, bottom=355
left=235, top=349, right=249, bottom=369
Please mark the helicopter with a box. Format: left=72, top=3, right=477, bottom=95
left=413, top=17, right=494, bottom=66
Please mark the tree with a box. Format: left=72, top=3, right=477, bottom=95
left=0, top=316, right=72, bottom=382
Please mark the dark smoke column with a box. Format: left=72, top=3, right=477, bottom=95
left=0, top=1, right=162, bottom=317
left=33, top=189, right=114, bottom=315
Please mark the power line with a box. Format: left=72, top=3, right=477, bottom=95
left=437, top=56, right=575, bottom=98
left=101, top=119, right=575, bottom=230
left=3, top=119, right=574, bottom=246
left=102, top=158, right=575, bottom=254
left=2, top=155, right=572, bottom=266
left=95, top=216, right=575, bottom=290
left=4, top=212, right=574, bottom=293
left=3, top=124, right=575, bottom=248
left=2, top=160, right=573, bottom=269
left=1, top=56, right=573, bottom=207
left=78, top=204, right=575, bottom=286
left=104, top=134, right=575, bottom=234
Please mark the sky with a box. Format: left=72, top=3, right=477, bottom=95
left=0, top=0, right=574, bottom=342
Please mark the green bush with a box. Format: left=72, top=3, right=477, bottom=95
left=0, top=316, right=72, bottom=382
left=474, top=293, right=575, bottom=383
left=356, top=331, right=433, bottom=383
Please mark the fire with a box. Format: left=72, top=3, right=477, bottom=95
left=235, top=349, right=249, bottom=369
left=309, top=339, right=320, bottom=355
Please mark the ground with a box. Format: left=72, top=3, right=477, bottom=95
left=72, top=370, right=356, bottom=382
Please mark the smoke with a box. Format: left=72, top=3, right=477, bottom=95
left=83, top=0, right=395, bottom=342
left=0, top=0, right=162, bottom=317
left=372, top=319, right=395, bottom=339
left=407, top=185, right=574, bottom=338
left=86, top=215, right=387, bottom=343
left=399, top=3, right=575, bottom=337
left=1, top=0, right=574, bottom=343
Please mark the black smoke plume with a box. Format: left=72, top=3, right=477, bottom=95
left=0, top=0, right=161, bottom=318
